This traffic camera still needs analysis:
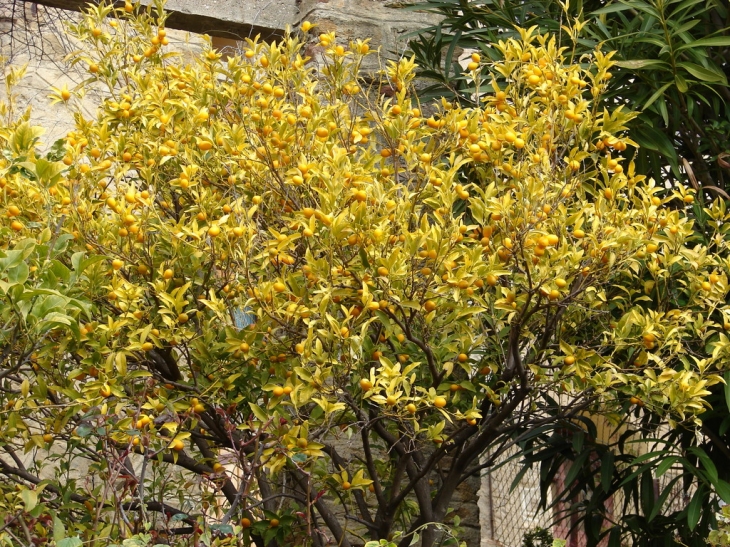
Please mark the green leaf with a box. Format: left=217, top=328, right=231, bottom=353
left=53, top=514, right=66, bottom=542
left=676, top=62, right=727, bottom=84
left=601, top=451, right=614, bottom=492
left=643, top=82, right=673, bottom=111
left=724, top=371, right=730, bottom=412
left=58, top=538, right=83, bottom=547
left=715, top=479, right=730, bottom=503
left=616, top=60, right=669, bottom=70
left=21, top=488, right=38, bottom=512
left=591, top=2, right=634, bottom=14
left=687, top=485, right=704, bottom=530
left=632, top=124, right=678, bottom=164
left=677, top=36, right=730, bottom=51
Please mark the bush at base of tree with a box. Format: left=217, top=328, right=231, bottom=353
left=2, top=2, right=730, bottom=546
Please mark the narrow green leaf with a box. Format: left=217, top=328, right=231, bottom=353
left=687, top=485, right=704, bottom=530
left=677, top=36, right=730, bottom=51
left=643, top=82, right=673, bottom=111
left=601, top=451, right=614, bottom=492
left=715, top=479, right=730, bottom=503
left=723, top=370, right=730, bottom=412
left=676, top=62, right=727, bottom=84
left=616, top=59, right=670, bottom=70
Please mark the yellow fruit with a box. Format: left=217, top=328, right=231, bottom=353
left=269, top=518, right=279, bottom=528
left=377, top=266, right=389, bottom=276
left=555, top=278, right=567, bottom=288
left=564, top=355, right=575, bottom=365
left=142, top=342, right=154, bottom=352
left=163, top=269, right=174, bottom=280
left=406, top=403, right=417, bottom=414
left=171, top=439, right=184, bottom=451
left=297, top=438, right=308, bottom=448
left=386, top=395, right=397, bottom=405
left=360, top=379, right=373, bottom=390
left=43, top=433, right=53, bottom=443
left=212, top=463, right=224, bottom=473
left=112, top=259, right=124, bottom=270
left=7, top=205, right=20, bottom=217
left=100, top=385, right=112, bottom=398
left=10, top=220, right=23, bottom=231
left=424, top=300, right=437, bottom=312
left=702, top=281, right=712, bottom=291
left=342, top=481, right=351, bottom=490
left=207, top=225, right=221, bottom=237
left=458, top=353, right=468, bottom=363
left=340, top=327, right=349, bottom=338
left=433, top=396, right=447, bottom=408
left=273, top=282, right=287, bottom=293
left=272, top=386, right=285, bottom=397
left=241, top=517, right=252, bottom=528
left=240, top=342, right=250, bottom=352
left=177, top=313, right=189, bottom=324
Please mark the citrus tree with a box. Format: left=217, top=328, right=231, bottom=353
left=2, top=2, right=730, bottom=546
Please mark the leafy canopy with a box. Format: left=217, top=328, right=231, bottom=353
left=1, top=2, right=730, bottom=546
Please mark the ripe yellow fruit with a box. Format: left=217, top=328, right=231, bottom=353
left=7, top=205, right=21, bottom=217
left=171, top=439, right=184, bottom=451
left=555, top=278, right=567, bottom=288
left=386, top=395, right=397, bottom=405
left=10, top=220, right=23, bottom=231
left=433, top=396, right=447, bottom=409
left=207, top=225, right=221, bottom=237
left=564, top=355, right=575, bottom=365
left=424, top=300, right=437, bottom=312
left=270, top=518, right=279, bottom=528
left=112, top=259, right=124, bottom=270
left=142, top=342, right=154, bottom=352
left=342, top=481, right=351, bottom=490
left=486, top=274, right=498, bottom=286
left=177, top=313, right=189, bottom=324
left=240, top=342, right=250, bottom=352
left=241, top=517, right=252, bottom=528
left=377, top=266, right=389, bottom=276
left=163, top=268, right=174, bottom=280
left=340, top=326, right=349, bottom=337
left=100, top=385, right=112, bottom=398
left=272, top=386, right=285, bottom=397
left=297, top=438, right=308, bottom=448
left=273, top=282, right=287, bottom=293
left=646, top=243, right=659, bottom=254
left=406, top=403, right=417, bottom=414
left=212, top=463, right=224, bottom=473
left=43, top=433, right=54, bottom=443
left=360, top=379, right=372, bottom=390
left=458, top=353, right=468, bottom=363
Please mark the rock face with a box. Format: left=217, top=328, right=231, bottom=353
left=28, top=0, right=440, bottom=67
